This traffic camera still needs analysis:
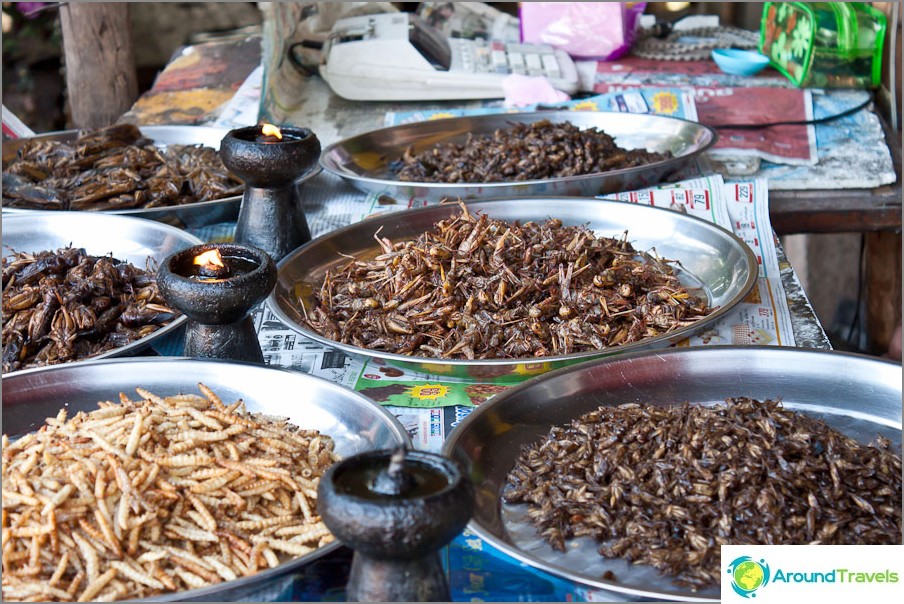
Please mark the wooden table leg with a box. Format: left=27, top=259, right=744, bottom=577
left=865, top=230, right=902, bottom=356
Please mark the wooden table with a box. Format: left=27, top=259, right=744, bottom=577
left=767, top=114, right=901, bottom=235
left=767, top=114, right=901, bottom=356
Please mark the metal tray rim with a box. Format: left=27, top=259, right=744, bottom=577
left=1, top=356, right=412, bottom=602
left=441, top=345, right=903, bottom=601
left=319, top=110, right=718, bottom=195
left=1, top=213, right=203, bottom=376
left=267, top=197, right=759, bottom=370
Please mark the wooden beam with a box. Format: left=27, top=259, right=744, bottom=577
left=60, top=2, right=138, bottom=129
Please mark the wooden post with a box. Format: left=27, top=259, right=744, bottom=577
left=60, top=2, right=138, bottom=129
left=865, top=231, right=902, bottom=356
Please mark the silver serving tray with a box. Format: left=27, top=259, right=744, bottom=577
left=1, top=356, right=410, bottom=602
left=2, top=213, right=202, bottom=375
left=442, top=346, right=903, bottom=602
left=320, top=111, right=716, bottom=203
left=2, top=125, right=241, bottom=228
left=268, top=197, right=757, bottom=381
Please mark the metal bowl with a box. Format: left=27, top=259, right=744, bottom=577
left=1, top=356, right=410, bottom=602
left=2, top=125, right=241, bottom=228
left=268, top=197, right=757, bottom=381
left=1, top=213, right=203, bottom=375
left=319, top=111, right=716, bottom=203
left=441, top=346, right=903, bottom=602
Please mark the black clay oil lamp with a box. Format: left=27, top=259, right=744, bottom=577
left=318, top=447, right=474, bottom=602
left=157, top=243, right=276, bottom=363
left=219, top=123, right=321, bottom=262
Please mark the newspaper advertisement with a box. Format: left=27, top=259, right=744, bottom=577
left=599, top=175, right=795, bottom=347
left=594, top=84, right=817, bottom=165
left=383, top=86, right=698, bottom=127
left=590, top=56, right=817, bottom=166
left=588, top=57, right=894, bottom=188
left=251, top=305, right=363, bottom=390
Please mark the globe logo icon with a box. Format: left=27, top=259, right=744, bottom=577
left=727, top=556, right=770, bottom=598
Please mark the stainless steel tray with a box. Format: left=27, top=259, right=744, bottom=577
left=441, top=346, right=903, bottom=602
left=2, top=125, right=241, bottom=228
left=1, top=356, right=410, bottom=602
left=268, top=197, right=757, bottom=381
left=2, top=213, right=203, bottom=375
left=320, top=111, right=716, bottom=203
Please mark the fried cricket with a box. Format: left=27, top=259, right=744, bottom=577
left=2, top=124, right=242, bottom=211
left=503, top=398, right=903, bottom=590
left=301, top=204, right=710, bottom=359
left=392, top=119, right=673, bottom=184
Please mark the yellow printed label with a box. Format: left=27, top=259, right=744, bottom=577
left=570, top=100, right=600, bottom=111
left=407, top=384, right=451, bottom=401
left=651, top=91, right=679, bottom=115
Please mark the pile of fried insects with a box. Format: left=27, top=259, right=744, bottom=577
left=302, top=204, right=710, bottom=359
left=504, top=397, right=903, bottom=590
left=2, top=384, right=337, bottom=601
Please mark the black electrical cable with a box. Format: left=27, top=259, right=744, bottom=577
left=706, top=92, right=874, bottom=130
left=540, top=92, right=873, bottom=131
left=287, top=41, right=325, bottom=77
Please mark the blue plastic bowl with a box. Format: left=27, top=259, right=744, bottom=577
left=711, top=48, right=770, bottom=76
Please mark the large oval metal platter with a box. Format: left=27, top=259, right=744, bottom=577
left=268, top=197, right=757, bottom=381
left=320, top=111, right=717, bottom=203
left=442, top=346, right=903, bottom=602
left=1, top=356, right=410, bottom=602
left=2, top=213, right=202, bottom=375
left=2, top=125, right=241, bottom=228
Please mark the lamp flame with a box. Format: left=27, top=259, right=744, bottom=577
left=260, top=123, right=283, bottom=140
left=194, top=249, right=226, bottom=268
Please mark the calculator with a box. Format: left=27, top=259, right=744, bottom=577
left=319, top=12, right=580, bottom=102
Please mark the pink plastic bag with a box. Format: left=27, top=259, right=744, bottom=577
left=519, top=2, right=646, bottom=60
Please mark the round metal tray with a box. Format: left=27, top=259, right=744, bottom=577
left=319, top=111, right=716, bottom=203
left=441, top=346, right=903, bottom=602
left=2, top=213, right=203, bottom=376
left=2, top=356, right=410, bottom=601
left=267, top=197, right=757, bottom=381
left=2, top=125, right=241, bottom=228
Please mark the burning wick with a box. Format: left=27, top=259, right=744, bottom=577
left=256, top=123, right=284, bottom=143
left=193, top=249, right=230, bottom=279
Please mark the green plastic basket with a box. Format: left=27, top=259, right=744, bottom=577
left=759, top=2, right=886, bottom=88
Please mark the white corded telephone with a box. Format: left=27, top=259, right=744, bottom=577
left=319, top=12, right=580, bottom=102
